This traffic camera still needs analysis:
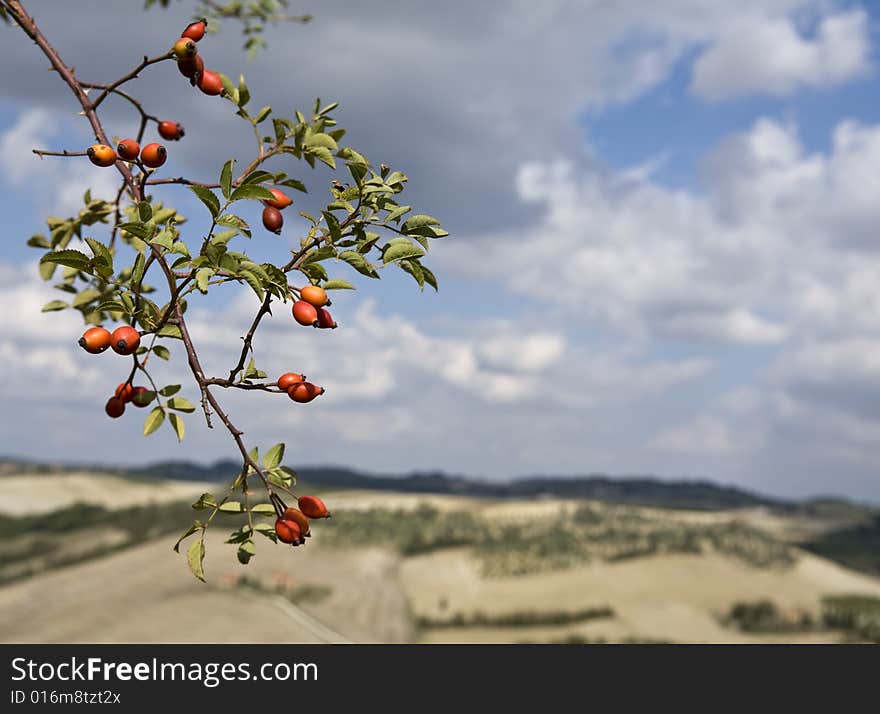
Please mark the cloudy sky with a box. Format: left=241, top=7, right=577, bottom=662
left=1, top=0, right=879, bottom=501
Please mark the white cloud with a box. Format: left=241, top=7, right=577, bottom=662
left=691, top=9, right=871, bottom=100
left=0, top=109, right=119, bottom=215
left=648, top=415, right=744, bottom=455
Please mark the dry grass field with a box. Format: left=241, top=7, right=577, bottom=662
left=1, top=471, right=878, bottom=644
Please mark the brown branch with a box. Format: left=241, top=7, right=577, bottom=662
left=145, top=176, right=220, bottom=188
left=32, top=148, right=87, bottom=158
left=3, top=1, right=138, bottom=199
left=90, top=52, right=174, bottom=110
left=81, top=81, right=160, bottom=124
left=175, top=304, right=276, bottom=496
left=227, top=292, right=274, bottom=382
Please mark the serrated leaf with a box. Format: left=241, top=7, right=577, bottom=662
left=263, top=443, right=285, bottom=469
left=85, top=238, right=113, bottom=272
left=196, top=268, right=214, bottom=293
left=308, top=145, right=335, bottom=168
left=143, top=406, right=165, bottom=436
left=338, top=250, right=379, bottom=278
left=385, top=205, right=412, bottom=223
left=402, top=214, right=441, bottom=232
left=219, top=72, right=238, bottom=103
left=186, top=538, right=206, bottom=582
left=168, top=412, right=185, bottom=442
left=41, top=300, right=68, bottom=312
left=220, top=159, right=234, bottom=199
left=167, top=397, right=196, bottom=413
left=150, top=231, right=174, bottom=251
left=399, top=258, right=425, bottom=288
left=250, top=504, right=277, bottom=515
left=229, top=184, right=275, bottom=202
left=152, top=345, right=171, bottom=360
left=237, top=73, right=250, bottom=107
left=118, top=222, right=155, bottom=241
left=238, top=268, right=265, bottom=301
left=157, top=324, right=182, bottom=339
left=192, top=492, right=218, bottom=510
left=237, top=540, right=256, bottom=564
left=306, top=132, right=338, bottom=151
left=322, top=279, right=355, bottom=290
left=173, top=521, right=202, bottom=552
left=189, top=185, right=220, bottom=218
left=242, top=170, right=275, bottom=186
left=72, top=288, right=101, bottom=308
left=422, top=265, right=438, bottom=291
left=39, top=249, right=90, bottom=269
left=383, top=241, right=425, bottom=264
left=131, top=252, right=146, bottom=285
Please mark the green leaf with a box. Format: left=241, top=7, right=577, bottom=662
left=143, top=406, right=165, bottom=436
left=385, top=205, right=412, bottom=223
left=28, top=234, right=51, bottom=249
left=157, top=324, right=182, bottom=339
left=186, top=538, right=206, bottom=582
left=72, top=288, right=101, bottom=308
left=308, top=146, right=335, bottom=168
left=399, top=258, right=425, bottom=289
left=219, top=72, right=238, bottom=103
left=338, top=250, right=379, bottom=278
left=237, top=73, right=250, bottom=107
left=118, top=222, right=155, bottom=241
left=242, top=170, right=275, bottom=186
left=402, top=214, right=441, bottom=232
left=383, top=241, right=425, bottom=264
left=237, top=268, right=265, bottom=301
left=85, top=238, right=113, bottom=272
left=192, top=492, right=218, bottom=510
left=218, top=501, right=243, bottom=513
left=41, top=300, right=68, bottom=312
left=254, top=105, right=272, bottom=124
left=137, top=201, right=153, bottom=222
left=237, top=540, right=256, bottom=564
left=250, top=504, right=277, bottom=515
left=220, top=159, right=234, bottom=200
left=38, top=260, right=57, bottom=281
left=229, top=184, right=275, bottom=202
left=189, top=185, right=220, bottom=218
left=152, top=345, right=171, bottom=360
left=39, top=249, right=90, bottom=269
left=263, top=443, right=285, bottom=469
left=173, top=521, right=202, bottom=552
left=322, top=279, right=355, bottom=290
left=131, top=253, right=146, bottom=285
left=196, top=268, right=214, bottom=293
left=167, top=397, right=196, bottom=413
left=159, top=384, right=181, bottom=397
left=150, top=231, right=174, bottom=251
left=422, top=265, right=439, bottom=291
left=168, top=412, right=185, bottom=442
left=305, top=132, right=338, bottom=151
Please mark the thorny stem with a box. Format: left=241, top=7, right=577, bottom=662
left=174, top=303, right=276, bottom=499
left=89, top=53, right=174, bottom=110
left=32, top=149, right=87, bottom=158
left=0, top=0, right=306, bottom=522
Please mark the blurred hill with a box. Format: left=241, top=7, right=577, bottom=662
left=2, top=458, right=878, bottom=644
left=0, top=455, right=845, bottom=511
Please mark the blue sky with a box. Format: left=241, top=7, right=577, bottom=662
left=1, top=0, right=880, bottom=502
